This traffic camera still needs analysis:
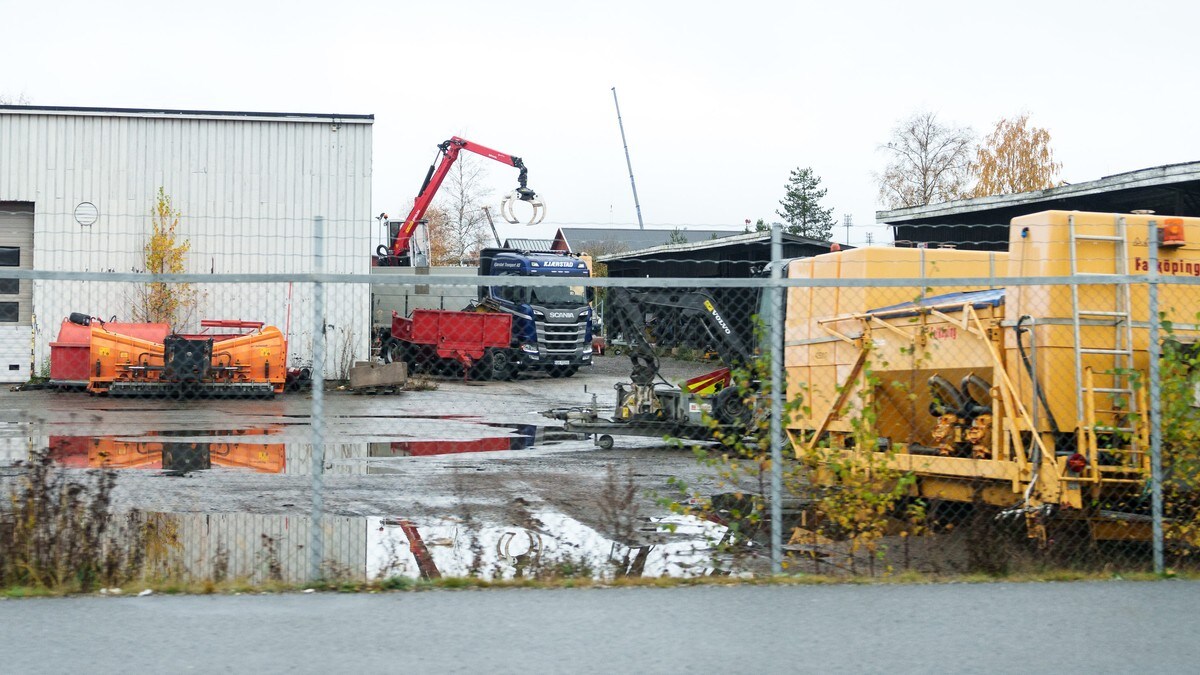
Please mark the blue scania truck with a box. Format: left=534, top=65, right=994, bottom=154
left=477, top=248, right=594, bottom=378
left=373, top=244, right=594, bottom=380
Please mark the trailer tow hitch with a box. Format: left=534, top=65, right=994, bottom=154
left=501, top=187, right=547, bottom=225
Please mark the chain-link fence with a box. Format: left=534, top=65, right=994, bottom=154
left=2, top=212, right=1197, bottom=590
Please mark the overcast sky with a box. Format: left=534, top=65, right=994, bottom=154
left=3, top=0, right=1197, bottom=244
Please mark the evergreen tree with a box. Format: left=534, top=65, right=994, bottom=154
left=776, top=167, right=835, bottom=240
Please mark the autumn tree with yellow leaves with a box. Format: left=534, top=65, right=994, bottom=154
left=970, top=113, right=1062, bottom=197
left=132, top=188, right=197, bottom=326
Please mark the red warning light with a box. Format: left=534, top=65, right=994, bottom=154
left=1161, top=218, right=1186, bottom=247
left=1066, top=452, right=1088, bottom=474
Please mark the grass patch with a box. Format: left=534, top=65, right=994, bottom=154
left=5, top=568, right=1188, bottom=599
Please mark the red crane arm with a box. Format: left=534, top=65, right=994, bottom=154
left=389, top=136, right=529, bottom=259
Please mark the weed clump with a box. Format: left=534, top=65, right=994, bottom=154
left=1, top=451, right=147, bottom=592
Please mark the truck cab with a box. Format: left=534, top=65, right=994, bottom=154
left=479, top=248, right=593, bottom=377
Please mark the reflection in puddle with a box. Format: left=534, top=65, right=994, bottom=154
left=48, top=431, right=286, bottom=473
left=330, top=414, right=483, bottom=421
left=137, top=508, right=733, bottom=584
left=43, top=423, right=581, bottom=474
left=369, top=511, right=729, bottom=581
left=371, top=424, right=558, bottom=457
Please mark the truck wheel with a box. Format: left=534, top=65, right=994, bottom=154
left=597, top=434, right=614, bottom=450
left=547, top=366, right=578, bottom=378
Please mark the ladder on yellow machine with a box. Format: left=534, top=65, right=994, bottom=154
left=1068, top=214, right=1140, bottom=472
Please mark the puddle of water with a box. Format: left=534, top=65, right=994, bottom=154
left=131, top=508, right=739, bottom=584
left=44, top=422, right=583, bottom=473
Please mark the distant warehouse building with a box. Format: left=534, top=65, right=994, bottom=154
left=0, top=105, right=373, bottom=382
left=597, top=230, right=840, bottom=350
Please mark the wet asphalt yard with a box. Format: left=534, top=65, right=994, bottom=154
left=0, top=355, right=738, bottom=580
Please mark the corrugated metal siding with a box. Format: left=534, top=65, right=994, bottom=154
left=0, top=111, right=372, bottom=368
left=369, top=266, right=480, bottom=327
left=170, top=512, right=368, bottom=583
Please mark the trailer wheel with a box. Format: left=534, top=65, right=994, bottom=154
left=385, top=339, right=423, bottom=374
left=714, top=386, right=752, bottom=429
left=382, top=339, right=405, bottom=365
left=597, top=434, right=614, bottom=450
left=473, top=348, right=515, bottom=381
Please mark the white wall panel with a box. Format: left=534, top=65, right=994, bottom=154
left=0, top=109, right=373, bottom=371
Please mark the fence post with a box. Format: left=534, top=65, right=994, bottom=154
left=769, top=223, right=784, bottom=575
left=1147, top=220, right=1164, bottom=574
left=309, top=216, right=327, bottom=582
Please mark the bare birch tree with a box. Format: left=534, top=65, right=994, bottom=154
left=970, top=113, right=1062, bottom=197
left=878, top=111, right=975, bottom=209
left=437, top=154, right=492, bottom=265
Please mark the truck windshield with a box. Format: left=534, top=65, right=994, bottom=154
left=530, top=285, right=587, bottom=307
left=491, top=284, right=587, bottom=307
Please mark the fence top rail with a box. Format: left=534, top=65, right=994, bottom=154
left=1, top=269, right=1194, bottom=288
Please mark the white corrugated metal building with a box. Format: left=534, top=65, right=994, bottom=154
left=0, top=105, right=373, bottom=382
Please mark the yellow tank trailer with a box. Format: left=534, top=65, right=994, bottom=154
left=786, top=211, right=1200, bottom=541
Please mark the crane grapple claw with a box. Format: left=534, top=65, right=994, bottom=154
left=501, top=189, right=547, bottom=226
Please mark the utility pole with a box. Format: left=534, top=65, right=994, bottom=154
left=482, top=206, right=503, bottom=248
left=865, top=231, right=874, bottom=246
left=611, top=87, right=644, bottom=230
left=843, top=214, right=853, bottom=245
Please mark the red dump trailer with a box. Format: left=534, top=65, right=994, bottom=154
left=383, top=309, right=515, bottom=380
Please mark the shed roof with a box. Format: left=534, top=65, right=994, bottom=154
left=596, top=230, right=834, bottom=262
left=502, top=238, right=556, bottom=251
left=554, top=226, right=742, bottom=253
left=0, top=104, right=373, bottom=124
left=598, top=230, right=841, bottom=281
left=877, top=161, right=1200, bottom=250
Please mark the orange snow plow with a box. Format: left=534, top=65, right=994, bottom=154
left=87, top=319, right=287, bottom=397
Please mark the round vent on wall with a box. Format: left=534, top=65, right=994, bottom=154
left=74, top=201, right=98, bottom=227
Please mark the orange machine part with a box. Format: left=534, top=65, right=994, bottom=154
left=50, top=320, right=170, bottom=383
left=88, top=324, right=288, bottom=394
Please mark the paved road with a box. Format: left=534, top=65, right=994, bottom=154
left=4, top=581, right=1197, bottom=674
